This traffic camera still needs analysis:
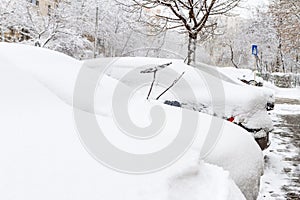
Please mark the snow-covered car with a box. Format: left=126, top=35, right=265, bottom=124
left=192, top=63, right=276, bottom=149
left=0, top=43, right=264, bottom=200
left=212, top=66, right=275, bottom=111
left=87, top=57, right=273, bottom=150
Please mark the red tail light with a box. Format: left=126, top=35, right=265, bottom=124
left=228, top=117, right=235, bottom=122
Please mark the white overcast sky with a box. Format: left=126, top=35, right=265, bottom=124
left=246, top=0, right=270, bottom=6
left=236, top=0, right=270, bottom=18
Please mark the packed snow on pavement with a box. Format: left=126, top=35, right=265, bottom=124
left=258, top=99, right=300, bottom=200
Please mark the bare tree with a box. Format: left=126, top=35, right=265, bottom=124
left=131, top=0, right=241, bottom=65
left=224, top=42, right=238, bottom=68
left=270, top=0, right=300, bottom=72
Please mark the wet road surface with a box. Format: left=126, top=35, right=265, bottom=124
left=259, top=98, right=300, bottom=200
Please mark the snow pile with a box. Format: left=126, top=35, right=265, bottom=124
left=264, top=83, right=300, bottom=99
left=0, top=43, right=265, bottom=200
left=276, top=88, right=300, bottom=99
left=272, top=104, right=300, bottom=115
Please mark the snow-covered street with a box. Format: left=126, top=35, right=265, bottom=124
left=259, top=97, right=300, bottom=200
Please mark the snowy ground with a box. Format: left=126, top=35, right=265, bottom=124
left=258, top=94, right=300, bottom=200
left=264, top=81, right=300, bottom=100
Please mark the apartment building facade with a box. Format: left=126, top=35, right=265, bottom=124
left=28, top=0, right=58, bottom=15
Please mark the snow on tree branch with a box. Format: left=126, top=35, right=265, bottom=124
left=131, top=0, right=241, bottom=65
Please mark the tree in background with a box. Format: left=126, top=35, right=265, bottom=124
left=130, top=0, right=241, bottom=65
left=269, top=0, right=300, bottom=72
left=0, top=0, right=160, bottom=59
left=1, top=0, right=298, bottom=71
left=0, top=0, right=93, bottom=58
left=205, top=3, right=297, bottom=73
left=0, top=0, right=29, bottom=42
left=245, top=7, right=278, bottom=72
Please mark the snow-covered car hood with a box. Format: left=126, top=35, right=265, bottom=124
left=84, top=57, right=273, bottom=130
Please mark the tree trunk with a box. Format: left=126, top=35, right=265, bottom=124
left=94, top=7, right=99, bottom=58
left=278, top=36, right=285, bottom=73
left=228, top=44, right=238, bottom=68
left=187, top=33, right=197, bottom=66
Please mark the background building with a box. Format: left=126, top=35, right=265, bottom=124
left=28, top=0, right=58, bottom=15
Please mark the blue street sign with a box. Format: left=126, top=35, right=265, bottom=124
left=252, top=45, right=258, bottom=56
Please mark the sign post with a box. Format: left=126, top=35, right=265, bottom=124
left=252, top=45, right=260, bottom=74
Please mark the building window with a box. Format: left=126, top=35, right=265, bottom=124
left=30, top=0, right=39, bottom=6
left=48, top=5, right=51, bottom=15
left=30, top=0, right=35, bottom=5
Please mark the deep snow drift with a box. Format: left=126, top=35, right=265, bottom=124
left=0, top=43, right=265, bottom=199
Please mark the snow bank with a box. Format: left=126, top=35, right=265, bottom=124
left=275, top=88, right=300, bottom=100
left=0, top=43, right=264, bottom=199
left=263, top=80, right=300, bottom=99
left=272, top=104, right=300, bottom=115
